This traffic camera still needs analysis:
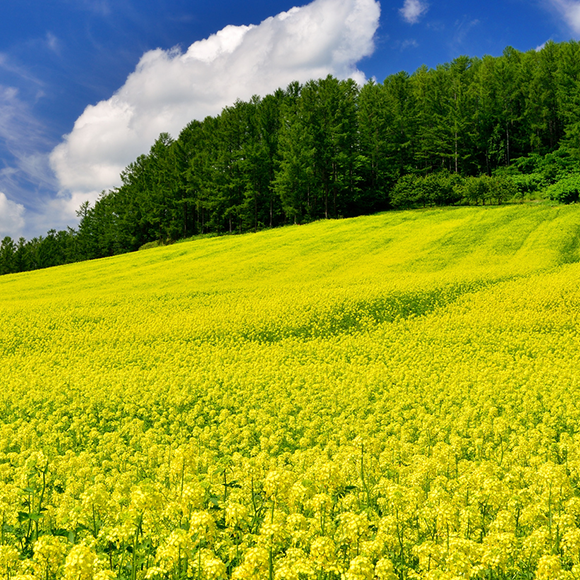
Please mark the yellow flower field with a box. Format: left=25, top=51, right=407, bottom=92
left=1, top=204, right=580, bottom=579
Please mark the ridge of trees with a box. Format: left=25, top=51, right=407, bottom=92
left=2, top=40, right=580, bottom=276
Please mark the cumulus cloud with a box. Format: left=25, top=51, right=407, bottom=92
left=0, top=192, right=25, bottom=238
left=547, top=0, right=580, bottom=33
left=399, top=0, right=428, bottom=24
left=49, top=0, right=380, bottom=210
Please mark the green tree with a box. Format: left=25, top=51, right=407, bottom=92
left=546, top=174, right=580, bottom=203
left=14, top=237, right=29, bottom=272
left=391, top=174, right=423, bottom=208
left=463, top=175, right=492, bottom=205
left=424, top=172, right=464, bottom=206
left=358, top=73, right=415, bottom=211
left=0, top=236, right=16, bottom=275
left=274, top=82, right=315, bottom=223
left=294, top=76, right=361, bottom=219
left=185, top=117, right=220, bottom=235
left=556, top=41, right=580, bottom=157
left=525, top=42, right=563, bottom=153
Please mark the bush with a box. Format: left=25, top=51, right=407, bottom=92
left=424, top=172, right=464, bottom=206
left=391, top=174, right=422, bottom=208
left=391, top=172, right=464, bottom=208
left=139, top=240, right=163, bottom=250
left=505, top=173, right=545, bottom=198
left=490, top=176, right=520, bottom=204
left=462, top=175, right=491, bottom=205
left=545, top=174, right=580, bottom=204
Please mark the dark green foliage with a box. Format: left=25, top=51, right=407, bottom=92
left=546, top=175, right=580, bottom=203
left=490, top=176, right=520, bottom=204
left=274, top=83, right=315, bottom=224
left=4, top=40, right=580, bottom=277
left=390, top=174, right=422, bottom=208
left=463, top=175, right=492, bottom=205
left=391, top=172, right=465, bottom=208
left=357, top=73, right=413, bottom=211
left=0, top=236, right=16, bottom=275
left=424, top=172, right=464, bottom=206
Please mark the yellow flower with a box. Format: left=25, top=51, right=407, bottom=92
left=232, top=547, right=269, bottom=580
left=345, top=555, right=373, bottom=580
left=33, top=536, right=67, bottom=577
left=0, top=545, right=19, bottom=578
left=535, top=555, right=562, bottom=580
left=309, top=537, right=338, bottom=573
left=63, top=544, right=99, bottom=580
left=375, top=557, right=397, bottom=580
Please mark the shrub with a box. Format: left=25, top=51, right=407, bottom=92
left=490, top=175, right=520, bottom=204
left=391, top=174, right=422, bottom=208
left=139, top=240, right=163, bottom=250
left=545, top=174, right=580, bottom=204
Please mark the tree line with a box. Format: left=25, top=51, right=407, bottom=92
left=2, top=40, right=580, bottom=275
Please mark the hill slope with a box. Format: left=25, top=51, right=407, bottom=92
left=2, top=203, right=579, bottom=297
left=1, top=204, right=580, bottom=579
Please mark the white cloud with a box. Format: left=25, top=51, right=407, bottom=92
left=0, top=54, right=43, bottom=86
left=0, top=86, right=52, bottom=171
left=60, top=0, right=111, bottom=16
left=399, top=0, right=428, bottom=24
left=0, top=192, right=25, bottom=239
left=450, top=18, right=480, bottom=50
left=547, top=0, right=580, bottom=33
left=401, top=39, right=419, bottom=49
left=0, top=84, right=61, bottom=239
left=46, top=32, right=61, bottom=55
left=49, top=0, right=380, bottom=211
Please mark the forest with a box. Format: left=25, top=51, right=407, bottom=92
left=1, top=39, right=580, bottom=275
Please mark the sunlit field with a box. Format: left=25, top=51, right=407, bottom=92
left=1, top=204, right=580, bottom=580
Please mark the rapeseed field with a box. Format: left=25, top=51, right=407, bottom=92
left=1, top=204, right=580, bottom=580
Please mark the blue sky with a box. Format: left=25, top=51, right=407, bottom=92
left=0, top=0, right=579, bottom=239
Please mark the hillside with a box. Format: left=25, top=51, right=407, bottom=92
left=2, top=204, right=579, bottom=298
left=4, top=40, right=580, bottom=278
left=1, top=204, right=580, bottom=579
